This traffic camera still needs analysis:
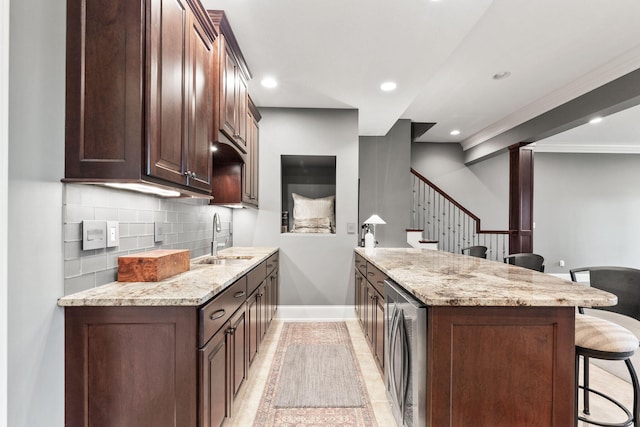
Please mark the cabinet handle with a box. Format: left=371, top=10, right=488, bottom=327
left=191, top=172, right=197, bottom=179
left=209, top=309, right=226, bottom=320
left=234, top=291, right=245, bottom=298
left=258, top=293, right=263, bottom=297
left=267, top=263, right=273, bottom=269
left=367, top=272, right=375, bottom=276
left=184, top=170, right=191, bottom=177
left=227, top=327, right=236, bottom=335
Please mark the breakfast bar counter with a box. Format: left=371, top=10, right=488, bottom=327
left=355, top=247, right=617, bottom=307
left=355, top=247, right=617, bottom=427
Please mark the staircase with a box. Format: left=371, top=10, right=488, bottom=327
left=410, top=168, right=511, bottom=262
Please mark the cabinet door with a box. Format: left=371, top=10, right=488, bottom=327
left=65, top=0, right=145, bottom=180
left=374, top=292, right=385, bottom=371
left=235, top=75, right=248, bottom=150
left=250, top=114, right=259, bottom=203
left=247, top=290, right=259, bottom=365
left=219, top=37, right=237, bottom=143
left=186, top=14, right=213, bottom=191
left=229, top=306, right=247, bottom=407
left=271, top=268, right=278, bottom=318
left=258, top=282, right=268, bottom=342
left=147, top=0, right=189, bottom=186
left=242, top=109, right=253, bottom=204
left=366, top=285, right=376, bottom=346
left=354, top=270, right=362, bottom=317
left=359, top=274, right=368, bottom=328
left=199, top=327, right=229, bottom=427
left=264, top=277, right=271, bottom=327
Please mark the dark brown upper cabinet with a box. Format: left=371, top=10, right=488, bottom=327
left=208, top=10, right=251, bottom=156
left=64, top=0, right=215, bottom=196
left=208, top=11, right=260, bottom=208
left=243, top=98, right=260, bottom=206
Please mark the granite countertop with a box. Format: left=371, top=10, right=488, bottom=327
left=356, top=247, right=617, bottom=307
left=57, top=247, right=278, bottom=307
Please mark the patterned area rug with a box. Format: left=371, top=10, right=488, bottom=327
left=253, top=322, right=378, bottom=426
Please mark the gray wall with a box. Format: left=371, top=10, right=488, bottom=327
left=233, top=108, right=359, bottom=306
left=534, top=152, right=640, bottom=273
left=359, top=119, right=412, bottom=248
left=8, top=0, right=65, bottom=424
left=63, top=184, right=232, bottom=295
left=1, top=0, right=8, bottom=418
left=411, top=142, right=510, bottom=230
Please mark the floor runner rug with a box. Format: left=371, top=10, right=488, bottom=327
left=253, top=322, right=378, bottom=426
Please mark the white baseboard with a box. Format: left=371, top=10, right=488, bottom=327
left=276, top=305, right=356, bottom=321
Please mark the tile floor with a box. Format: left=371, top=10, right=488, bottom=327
left=230, top=318, right=636, bottom=427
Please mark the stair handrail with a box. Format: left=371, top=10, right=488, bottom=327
left=410, top=168, right=513, bottom=236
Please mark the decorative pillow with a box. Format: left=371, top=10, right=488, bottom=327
left=291, top=193, right=335, bottom=233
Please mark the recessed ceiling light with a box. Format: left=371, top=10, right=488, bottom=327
left=261, top=77, right=278, bottom=88
left=492, top=71, right=511, bottom=80
left=380, top=81, right=397, bottom=92
left=589, top=117, right=603, bottom=124
left=450, top=130, right=461, bottom=136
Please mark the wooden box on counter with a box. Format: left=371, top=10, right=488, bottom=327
left=118, top=249, right=190, bottom=282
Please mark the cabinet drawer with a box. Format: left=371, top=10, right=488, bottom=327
left=200, top=276, right=247, bottom=346
left=247, top=261, right=267, bottom=295
left=355, top=254, right=367, bottom=276
left=266, top=252, right=279, bottom=276
left=366, top=262, right=387, bottom=299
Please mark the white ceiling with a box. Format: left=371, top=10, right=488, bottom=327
left=202, top=0, right=640, bottom=155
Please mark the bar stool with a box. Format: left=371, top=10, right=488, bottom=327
left=461, top=245, right=487, bottom=258
left=571, top=266, right=640, bottom=427
left=503, top=253, right=545, bottom=272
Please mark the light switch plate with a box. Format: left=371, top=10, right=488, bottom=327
left=347, top=223, right=356, bottom=234
left=82, top=220, right=107, bottom=250
left=154, top=222, right=166, bottom=243
left=106, top=221, right=119, bottom=247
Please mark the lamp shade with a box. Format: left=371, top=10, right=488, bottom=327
left=364, top=214, right=386, bottom=225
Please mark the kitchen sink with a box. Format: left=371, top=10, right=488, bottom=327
left=193, top=255, right=254, bottom=266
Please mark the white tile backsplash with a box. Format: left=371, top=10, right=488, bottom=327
left=63, top=184, right=232, bottom=295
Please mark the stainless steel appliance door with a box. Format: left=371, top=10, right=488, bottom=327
left=385, top=279, right=427, bottom=427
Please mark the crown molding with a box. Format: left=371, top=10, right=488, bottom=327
left=533, top=143, right=640, bottom=154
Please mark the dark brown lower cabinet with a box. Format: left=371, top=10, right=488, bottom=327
left=355, top=269, right=367, bottom=328
left=354, top=260, right=386, bottom=373
left=427, top=306, right=575, bottom=426
left=247, top=287, right=259, bottom=365
left=64, top=254, right=279, bottom=427
left=199, top=304, right=247, bottom=427
left=65, top=306, right=198, bottom=427
left=199, top=322, right=229, bottom=427
left=248, top=281, right=267, bottom=365
left=374, top=292, right=384, bottom=370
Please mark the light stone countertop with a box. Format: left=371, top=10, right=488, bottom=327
left=57, top=247, right=278, bottom=307
left=356, top=247, right=617, bottom=307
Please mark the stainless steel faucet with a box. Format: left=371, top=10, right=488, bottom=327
left=211, top=212, right=223, bottom=256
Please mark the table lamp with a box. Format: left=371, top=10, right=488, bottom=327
left=364, top=214, right=386, bottom=249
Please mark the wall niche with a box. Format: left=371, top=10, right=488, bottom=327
left=281, top=155, right=336, bottom=234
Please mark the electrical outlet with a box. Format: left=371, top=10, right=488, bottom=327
left=559, top=260, right=565, bottom=267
